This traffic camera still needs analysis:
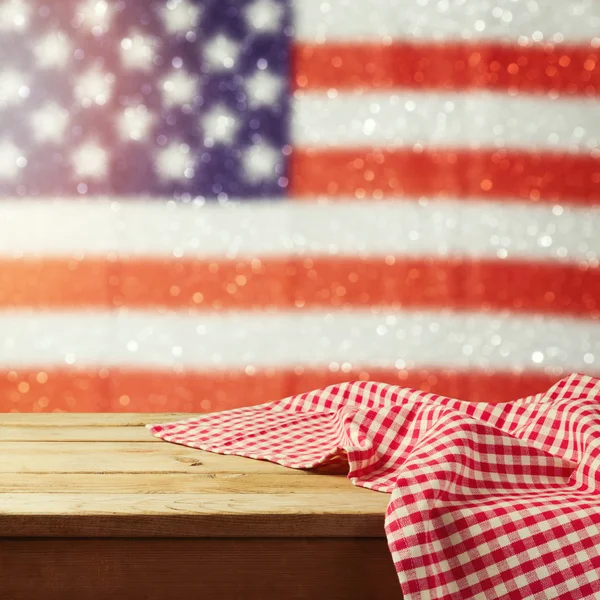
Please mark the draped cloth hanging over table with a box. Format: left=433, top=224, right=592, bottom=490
left=147, top=373, right=600, bottom=600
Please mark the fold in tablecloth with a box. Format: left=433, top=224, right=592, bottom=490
left=147, top=373, right=600, bottom=600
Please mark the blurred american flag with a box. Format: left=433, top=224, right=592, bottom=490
left=0, top=0, right=599, bottom=412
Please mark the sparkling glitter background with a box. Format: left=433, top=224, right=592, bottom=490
left=0, top=0, right=599, bottom=412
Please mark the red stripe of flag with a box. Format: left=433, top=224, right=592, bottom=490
left=293, top=42, right=600, bottom=94
left=290, top=148, right=600, bottom=204
left=0, top=367, right=567, bottom=412
left=1, top=257, right=599, bottom=317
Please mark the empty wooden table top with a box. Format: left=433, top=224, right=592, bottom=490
left=0, top=412, right=400, bottom=600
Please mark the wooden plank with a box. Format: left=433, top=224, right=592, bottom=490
left=0, top=416, right=388, bottom=540
left=0, top=492, right=388, bottom=538
left=0, top=491, right=388, bottom=516
left=0, top=441, right=306, bottom=474
left=0, top=425, right=162, bottom=442
left=0, top=413, right=190, bottom=426
left=0, top=472, right=358, bottom=494
left=1, top=537, right=401, bottom=600
left=0, top=512, right=386, bottom=538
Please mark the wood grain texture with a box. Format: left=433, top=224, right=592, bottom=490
left=0, top=412, right=189, bottom=426
left=0, top=512, right=386, bottom=539
left=0, top=425, right=163, bottom=441
left=0, top=413, right=390, bottom=538
left=0, top=472, right=357, bottom=493
left=0, top=537, right=401, bottom=600
left=0, top=440, right=302, bottom=473
left=0, top=492, right=388, bottom=537
left=0, top=490, right=387, bottom=516
left=2, top=413, right=399, bottom=597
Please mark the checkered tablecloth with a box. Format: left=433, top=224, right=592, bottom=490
left=147, top=373, right=600, bottom=599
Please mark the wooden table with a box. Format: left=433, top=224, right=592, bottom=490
left=0, top=413, right=400, bottom=600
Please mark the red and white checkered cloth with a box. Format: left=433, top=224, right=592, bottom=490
left=147, top=373, right=600, bottom=599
